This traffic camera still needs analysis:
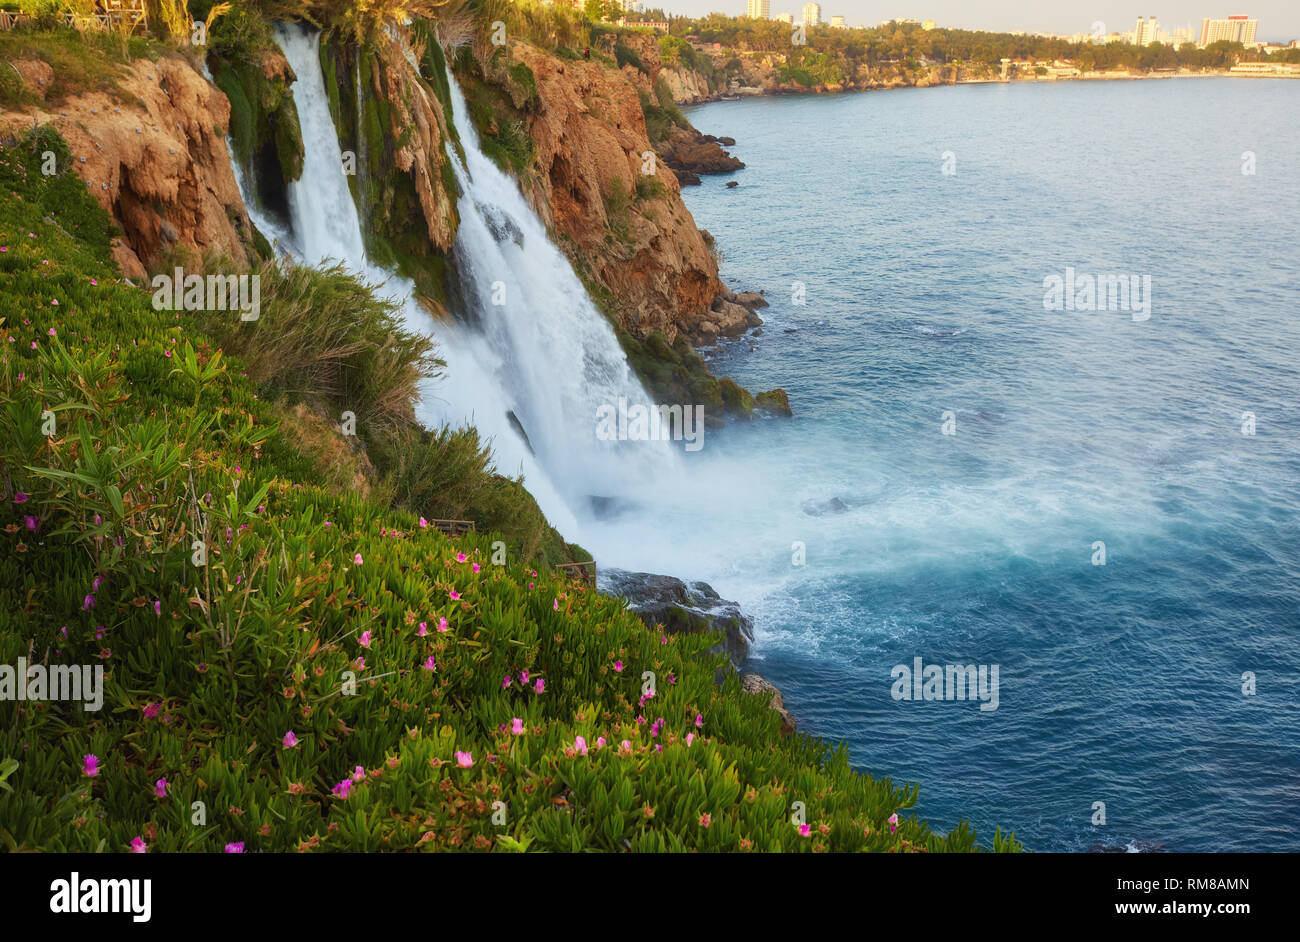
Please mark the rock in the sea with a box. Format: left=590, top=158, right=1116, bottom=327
left=658, top=126, right=745, bottom=176
left=755, top=388, right=793, bottom=417
left=740, top=672, right=796, bottom=735
left=599, top=568, right=755, bottom=667
left=725, top=180, right=738, bottom=188
left=735, top=290, right=768, bottom=309
left=709, top=296, right=754, bottom=338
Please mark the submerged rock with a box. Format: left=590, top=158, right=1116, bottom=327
left=598, top=568, right=755, bottom=667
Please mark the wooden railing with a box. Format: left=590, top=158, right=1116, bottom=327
left=426, top=518, right=475, bottom=536
left=0, top=10, right=147, bottom=33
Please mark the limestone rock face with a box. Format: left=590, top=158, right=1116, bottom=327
left=512, top=43, right=723, bottom=343
left=0, top=54, right=255, bottom=273
left=361, top=36, right=457, bottom=254
left=659, top=65, right=712, bottom=103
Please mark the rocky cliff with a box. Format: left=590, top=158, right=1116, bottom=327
left=500, top=41, right=723, bottom=343
left=0, top=52, right=257, bottom=280
left=2, top=22, right=779, bottom=398
left=660, top=48, right=968, bottom=103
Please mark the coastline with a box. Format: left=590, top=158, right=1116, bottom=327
left=676, top=68, right=1300, bottom=105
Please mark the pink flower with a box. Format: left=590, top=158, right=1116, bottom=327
left=553, top=598, right=559, bottom=611
left=282, top=731, right=298, bottom=748
left=456, top=553, right=467, bottom=562
left=143, top=703, right=160, bottom=719
left=82, top=594, right=94, bottom=610
left=351, top=766, right=365, bottom=783
left=24, top=516, right=37, bottom=531
left=83, top=754, right=99, bottom=777
left=695, top=713, right=704, bottom=728
left=154, top=600, right=161, bottom=616
left=130, top=837, right=147, bottom=853
left=596, top=737, right=606, bottom=748
left=437, top=617, right=449, bottom=633
left=358, top=630, right=372, bottom=648
left=888, top=812, right=899, bottom=834
left=520, top=670, right=529, bottom=684
left=224, top=843, right=244, bottom=853
left=422, top=656, right=436, bottom=671
left=798, top=823, right=811, bottom=837
left=332, top=779, right=352, bottom=799
left=699, top=813, right=711, bottom=828
left=472, top=563, right=481, bottom=573
left=686, top=733, right=695, bottom=747
left=418, top=517, right=428, bottom=528
left=154, top=778, right=167, bottom=798
left=534, top=678, right=545, bottom=694
left=448, top=589, right=460, bottom=601
left=574, top=736, right=588, bottom=755
left=13, top=493, right=27, bottom=504
left=510, top=718, right=524, bottom=735
left=48, top=326, right=56, bottom=334
left=502, top=675, right=511, bottom=688
left=352, top=657, right=365, bottom=670
left=353, top=553, right=363, bottom=565
left=619, top=740, right=631, bottom=755
left=417, top=621, right=428, bottom=637
left=613, top=660, right=624, bottom=673
left=455, top=751, right=473, bottom=768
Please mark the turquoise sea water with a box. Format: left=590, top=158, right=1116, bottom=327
left=654, top=78, right=1300, bottom=852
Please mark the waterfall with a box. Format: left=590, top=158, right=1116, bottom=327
left=226, top=23, right=677, bottom=540
left=437, top=63, right=680, bottom=509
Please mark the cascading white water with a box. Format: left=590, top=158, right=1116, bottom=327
left=438, top=65, right=680, bottom=507
left=228, top=23, right=678, bottom=540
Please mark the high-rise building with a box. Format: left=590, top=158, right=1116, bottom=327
left=830, top=15, right=846, bottom=28
left=802, top=3, right=821, bottom=27
left=922, top=20, right=936, bottom=30
left=1198, top=15, right=1258, bottom=46
left=776, top=12, right=794, bottom=24
left=747, top=0, right=770, bottom=19
left=1134, top=16, right=1160, bottom=45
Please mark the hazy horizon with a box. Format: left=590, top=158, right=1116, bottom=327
left=647, top=3, right=1300, bottom=42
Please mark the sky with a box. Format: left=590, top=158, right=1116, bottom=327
left=650, top=2, right=1300, bottom=42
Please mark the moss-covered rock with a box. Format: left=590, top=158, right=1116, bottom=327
left=318, top=31, right=459, bottom=310
left=204, top=3, right=304, bottom=204
left=718, top=377, right=755, bottom=419
left=755, top=388, right=793, bottom=417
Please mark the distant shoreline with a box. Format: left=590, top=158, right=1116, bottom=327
left=681, top=68, right=1300, bottom=107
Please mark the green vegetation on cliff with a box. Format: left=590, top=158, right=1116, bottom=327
left=0, top=24, right=153, bottom=110
left=195, top=0, right=305, bottom=207
left=0, top=126, right=1019, bottom=853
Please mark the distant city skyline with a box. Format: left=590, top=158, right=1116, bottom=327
left=647, top=2, right=1300, bottom=42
